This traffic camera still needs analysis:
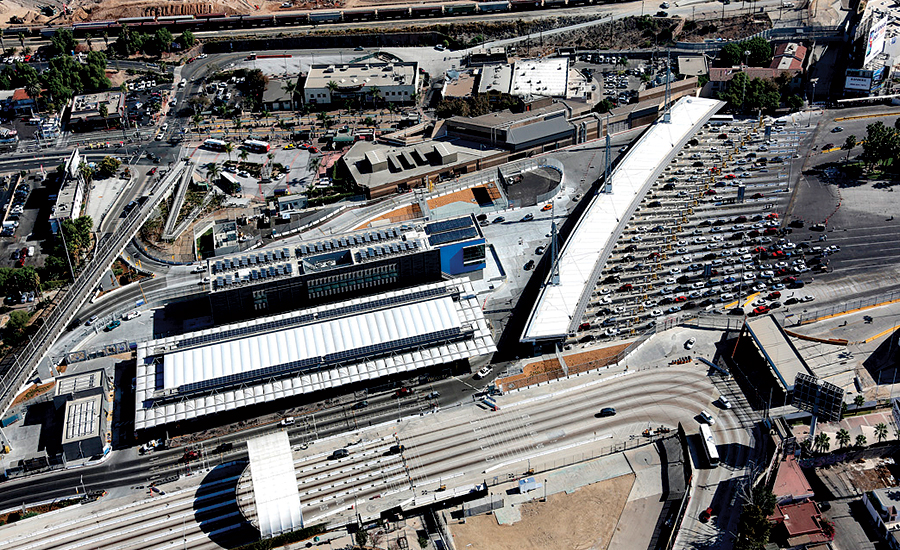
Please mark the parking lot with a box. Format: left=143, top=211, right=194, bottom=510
left=574, top=54, right=674, bottom=108
left=571, top=118, right=829, bottom=345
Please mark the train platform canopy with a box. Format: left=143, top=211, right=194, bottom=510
left=743, top=315, right=811, bottom=392
left=522, top=96, right=724, bottom=342
left=246, top=431, right=303, bottom=539
left=134, top=279, right=495, bottom=431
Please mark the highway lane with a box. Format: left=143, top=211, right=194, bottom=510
left=0, top=363, right=751, bottom=549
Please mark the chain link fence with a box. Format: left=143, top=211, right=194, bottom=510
left=786, top=289, right=900, bottom=326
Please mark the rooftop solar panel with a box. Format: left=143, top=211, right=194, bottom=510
left=425, top=217, right=473, bottom=235
left=428, top=226, right=480, bottom=246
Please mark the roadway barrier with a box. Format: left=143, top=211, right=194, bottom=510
left=787, top=288, right=900, bottom=326
left=0, top=160, right=188, bottom=418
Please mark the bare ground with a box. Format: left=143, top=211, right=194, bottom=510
left=449, top=473, right=635, bottom=550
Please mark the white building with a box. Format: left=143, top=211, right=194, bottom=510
left=303, top=62, right=419, bottom=106
left=50, top=148, right=87, bottom=234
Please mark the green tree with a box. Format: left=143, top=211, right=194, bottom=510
left=84, top=32, right=93, bottom=52
left=814, top=432, right=830, bottom=453
left=177, top=30, right=195, bottom=50
left=206, top=162, right=220, bottom=183
left=224, top=142, right=234, bottom=163
left=718, top=36, right=773, bottom=67
left=876, top=422, right=888, bottom=443
left=854, top=394, right=866, bottom=408
left=785, top=94, right=804, bottom=111
left=154, top=28, right=174, bottom=55
left=241, top=69, right=268, bottom=110
left=49, top=28, right=77, bottom=58
left=894, top=117, right=900, bottom=132
left=239, top=149, right=249, bottom=163
left=862, top=121, right=900, bottom=168
left=593, top=98, right=615, bottom=114
left=836, top=428, right=850, bottom=449
left=355, top=528, right=368, bottom=548
left=95, top=156, right=121, bottom=179
left=843, top=135, right=857, bottom=160
left=98, top=102, right=108, bottom=129
left=363, top=116, right=376, bottom=127
left=856, top=434, right=868, bottom=447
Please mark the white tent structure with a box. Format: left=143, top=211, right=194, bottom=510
left=522, top=96, right=724, bottom=343
left=135, top=279, right=495, bottom=431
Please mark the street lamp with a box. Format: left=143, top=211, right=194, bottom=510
left=807, top=78, right=819, bottom=127
left=740, top=50, right=750, bottom=112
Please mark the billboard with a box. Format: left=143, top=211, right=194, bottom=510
left=845, top=75, right=873, bottom=91
left=792, top=373, right=845, bottom=422
left=865, top=15, right=889, bottom=66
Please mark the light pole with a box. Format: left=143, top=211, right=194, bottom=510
left=807, top=78, right=818, bottom=127
left=741, top=50, right=751, bottom=112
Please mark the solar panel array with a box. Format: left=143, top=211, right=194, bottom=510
left=169, top=324, right=474, bottom=400
left=212, top=248, right=292, bottom=274
left=425, top=217, right=473, bottom=235
left=358, top=240, right=419, bottom=261
left=296, top=227, right=402, bottom=257
left=427, top=226, right=480, bottom=247
left=213, top=263, right=294, bottom=290
left=174, top=286, right=453, bottom=350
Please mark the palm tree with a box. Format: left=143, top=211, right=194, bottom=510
left=206, top=162, right=220, bottom=182
left=836, top=428, right=850, bottom=449
left=843, top=135, right=857, bottom=160
left=233, top=118, right=243, bottom=139
left=876, top=423, right=888, bottom=443
left=282, top=79, right=297, bottom=111
left=85, top=32, right=93, bottom=52
left=18, top=33, right=25, bottom=50
left=316, top=112, right=333, bottom=129
left=224, top=142, right=234, bottom=163
left=854, top=394, right=865, bottom=409
left=239, top=149, right=249, bottom=163
left=387, top=102, right=398, bottom=123
left=191, top=113, right=203, bottom=138
left=102, top=31, right=109, bottom=48
left=814, top=432, right=830, bottom=453
left=308, top=155, right=321, bottom=176
left=24, top=78, right=41, bottom=110
left=856, top=434, right=867, bottom=447
left=326, top=80, right=339, bottom=104
left=368, top=85, right=381, bottom=108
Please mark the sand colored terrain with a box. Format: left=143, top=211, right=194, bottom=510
left=450, top=473, right=635, bottom=550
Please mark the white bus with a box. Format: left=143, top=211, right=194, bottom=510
left=699, top=424, right=719, bottom=467
left=203, top=138, right=227, bottom=152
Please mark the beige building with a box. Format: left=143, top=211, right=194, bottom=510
left=303, top=62, right=419, bottom=106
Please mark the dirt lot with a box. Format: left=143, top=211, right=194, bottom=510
left=450, top=473, right=634, bottom=550
left=541, top=13, right=771, bottom=50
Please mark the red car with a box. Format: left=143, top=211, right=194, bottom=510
left=148, top=167, right=157, bottom=175
left=309, top=146, right=319, bottom=154
left=579, top=322, right=591, bottom=331
left=753, top=305, right=770, bottom=315
left=724, top=174, right=736, bottom=179
left=15, top=256, right=25, bottom=268
left=182, top=450, right=200, bottom=462
left=704, top=189, right=717, bottom=196
left=766, top=291, right=782, bottom=300
left=618, top=284, right=633, bottom=292
left=766, top=213, right=779, bottom=219
left=674, top=296, right=687, bottom=303
left=395, top=387, right=412, bottom=397
left=700, top=507, right=713, bottom=523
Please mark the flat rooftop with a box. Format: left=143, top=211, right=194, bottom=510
left=305, top=62, right=417, bottom=90
left=745, top=315, right=811, bottom=391
left=56, top=368, right=105, bottom=397
left=510, top=58, right=569, bottom=98
left=61, top=394, right=102, bottom=444
left=522, top=96, right=724, bottom=341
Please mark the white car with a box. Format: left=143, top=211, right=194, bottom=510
left=199, top=276, right=211, bottom=284
left=161, top=123, right=168, bottom=132
left=475, top=366, right=493, bottom=380
left=191, top=265, right=205, bottom=273
left=800, top=295, right=815, bottom=302
left=685, top=337, right=696, bottom=350
left=650, top=309, right=663, bottom=317
left=604, top=327, right=620, bottom=336
left=718, top=395, right=732, bottom=409
left=699, top=410, right=716, bottom=424
left=123, top=310, right=141, bottom=320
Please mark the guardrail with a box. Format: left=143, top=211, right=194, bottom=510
left=0, top=161, right=186, bottom=418
left=786, top=288, right=900, bottom=326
